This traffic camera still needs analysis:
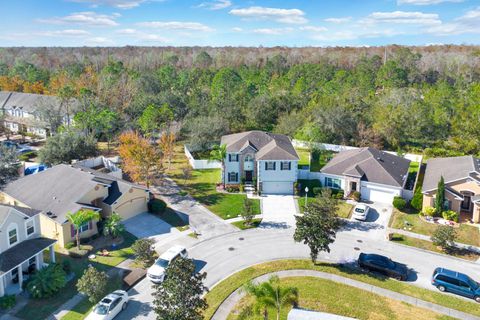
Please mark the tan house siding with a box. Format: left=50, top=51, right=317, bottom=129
left=422, top=194, right=434, bottom=210
left=423, top=192, right=461, bottom=213
left=77, top=185, right=108, bottom=206
left=0, top=192, right=29, bottom=208
left=449, top=181, right=480, bottom=194
left=111, top=188, right=148, bottom=220
left=39, top=214, right=65, bottom=247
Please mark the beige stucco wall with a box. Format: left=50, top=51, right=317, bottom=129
left=423, top=192, right=461, bottom=213
left=111, top=188, right=148, bottom=220
left=77, top=184, right=108, bottom=206
left=449, top=181, right=480, bottom=194
left=39, top=214, right=65, bottom=247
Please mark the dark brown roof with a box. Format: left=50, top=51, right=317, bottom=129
left=321, top=147, right=410, bottom=187
left=0, top=238, right=56, bottom=274
left=422, top=156, right=480, bottom=192
left=220, top=131, right=299, bottom=161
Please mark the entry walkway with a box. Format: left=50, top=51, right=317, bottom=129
left=212, top=269, right=480, bottom=320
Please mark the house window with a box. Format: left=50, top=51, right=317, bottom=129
left=26, top=220, right=35, bottom=236
left=324, top=177, right=341, bottom=189
left=228, top=172, right=238, bottom=182
left=245, top=155, right=253, bottom=162
left=77, top=222, right=89, bottom=233
left=8, top=227, right=18, bottom=246
left=228, top=154, right=239, bottom=162
left=280, top=161, right=291, bottom=171
left=265, top=162, right=276, bottom=171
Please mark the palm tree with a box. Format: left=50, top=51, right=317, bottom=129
left=27, top=263, right=66, bottom=298
left=244, top=275, right=298, bottom=320
left=66, top=209, right=101, bottom=249
left=103, top=212, right=125, bottom=239
left=209, top=144, right=227, bottom=188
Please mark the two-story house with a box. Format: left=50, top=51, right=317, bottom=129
left=220, top=131, right=299, bottom=195
left=1, top=163, right=149, bottom=247
left=0, top=204, right=56, bottom=297
left=0, top=91, right=74, bottom=138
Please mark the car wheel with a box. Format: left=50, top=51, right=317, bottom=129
left=438, top=285, right=446, bottom=292
left=394, top=275, right=402, bottom=281
left=122, top=302, right=127, bottom=310
left=474, top=296, right=480, bottom=303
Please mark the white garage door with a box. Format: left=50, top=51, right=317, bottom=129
left=361, top=187, right=396, bottom=204
left=262, top=182, right=293, bottom=195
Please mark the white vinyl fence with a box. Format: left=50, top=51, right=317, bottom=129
left=184, top=145, right=221, bottom=170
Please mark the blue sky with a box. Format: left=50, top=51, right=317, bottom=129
left=1, top=0, right=479, bottom=46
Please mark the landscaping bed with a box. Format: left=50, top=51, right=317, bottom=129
left=389, top=208, right=480, bottom=247
left=390, top=233, right=480, bottom=261
left=228, top=276, right=451, bottom=320
left=231, top=218, right=262, bottom=230
left=203, top=259, right=479, bottom=320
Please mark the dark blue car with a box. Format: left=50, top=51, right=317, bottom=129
left=432, top=268, right=480, bottom=303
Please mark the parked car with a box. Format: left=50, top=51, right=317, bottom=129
left=352, top=204, right=370, bottom=221
left=358, top=253, right=409, bottom=281
left=86, top=290, right=129, bottom=320
left=432, top=268, right=480, bottom=302
left=147, top=245, right=188, bottom=283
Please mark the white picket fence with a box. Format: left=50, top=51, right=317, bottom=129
left=184, top=145, right=221, bottom=170
left=292, top=140, right=423, bottom=163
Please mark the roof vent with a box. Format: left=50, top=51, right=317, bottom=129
left=52, top=196, right=56, bottom=200
left=47, top=211, right=53, bottom=216
left=51, top=214, right=57, bottom=219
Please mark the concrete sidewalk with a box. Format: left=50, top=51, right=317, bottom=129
left=212, top=269, right=480, bottom=320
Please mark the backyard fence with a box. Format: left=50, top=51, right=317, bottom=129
left=184, top=145, right=221, bottom=170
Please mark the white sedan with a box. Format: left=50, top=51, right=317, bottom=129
left=352, top=204, right=370, bottom=221
left=86, top=290, right=129, bottom=320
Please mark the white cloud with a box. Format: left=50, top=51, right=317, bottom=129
left=232, top=27, right=243, bottom=32
left=362, top=11, right=441, bottom=25
left=37, top=11, right=119, bottom=26
left=116, top=28, right=137, bottom=34
left=397, top=0, right=463, bottom=5
left=427, top=7, right=480, bottom=34
left=137, top=21, right=214, bottom=32
left=253, top=27, right=294, bottom=35
left=86, top=36, right=114, bottom=45
left=300, top=26, right=328, bottom=32
left=36, top=29, right=90, bottom=37
left=68, top=0, right=146, bottom=9
left=324, top=17, right=352, bottom=24
left=197, top=0, right=232, bottom=10
left=115, top=28, right=169, bottom=42
left=229, top=6, right=307, bottom=24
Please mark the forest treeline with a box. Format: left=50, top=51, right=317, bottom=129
left=0, top=45, right=479, bottom=155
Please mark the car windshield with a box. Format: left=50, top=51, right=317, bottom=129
left=355, top=208, right=365, bottom=213
left=386, top=259, right=395, bottom=269
left=94, top=304, right=109, bottom=315
left=155, top=258, right=169, bottom=268
left=468, top=277, right=479, bottom=289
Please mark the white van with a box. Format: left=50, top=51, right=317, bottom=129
left=147, top=245, right=188, bottom=283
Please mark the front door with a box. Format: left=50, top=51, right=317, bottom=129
left=461, top=195, right=471, bottom=211
left=351, top=182, right=357, bottom=192
left=245, top=170, right=253, bottom=182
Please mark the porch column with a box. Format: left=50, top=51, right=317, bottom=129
left=0, top=276, right=5, bottom=297
left=473, top=205, right=480, bottom=223
left=49, top=245, right=56, bottom=263
left=17, top=266, right=23, bottom=292
left=35, top=252, right=41, bottom=270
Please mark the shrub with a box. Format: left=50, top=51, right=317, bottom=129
left=0, top=295, right=16, bottom=310
left=422, top=206, right=437, bottom=217
left=65, top=242, right=75, bottom=250
left=132, top=238, right=156, bottom=267
left=149, top=199, right=167, bottom=214
left=18, top=151, right=37, bottom=162
left=61, top=259, right=72, bottom=274
left=431, top=225, right=457, bottom=252
left=442, top=210, right=459, bottom=222
left=294, top=182, right=300, bottom=196
left=27, top=264, right=66, bottom=298
left=241, top=198, right=255, bottom=226
left=334, top=190, right=344, bottom=199
left=239, top=184, right=244, bottom=193
left=352, top=191, right=360, bottom=201
left=312, top=187, right=322, bottom=196
left=76, top=266, right=108, bottom=303
left=392, top=196, right=407, bottom=210
left=410, top=189, right=423, bottom=211
left=226, top=185, right=240, bottom=193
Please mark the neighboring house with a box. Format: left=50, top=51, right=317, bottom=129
left=0, top=91, right=74, bottom=138
left=0, top=163, right=149, bottom=247
left=220, top=131, right=299, bottom=195
left=0, top=204, right=56, bottom=297
left=320, top=147, right=411, bottom=203
left=422, top=156, right=480, bottom=223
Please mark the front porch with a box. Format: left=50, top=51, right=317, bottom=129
left=0, top=238, right=57, bottom=297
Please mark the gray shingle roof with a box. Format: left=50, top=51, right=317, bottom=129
left=422, top=156, right=480, bottom=192
left=0, top=237, right=56, bottom=275
left=0, top=91, right=74, bottom=114
left=321, top=147, right=410, bottom=187
left=220, top=131, right=299, bottom=161
left=0, top=204, right=41, bottom=217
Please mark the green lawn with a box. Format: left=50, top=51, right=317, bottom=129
left=231, top=218, right=263, bottom=230
left=203, top=259, right=480, bottom=320
left=389, top=208, right=480, bottom=246
left=310, top=150, right=336, bottom=172
left=296, top=179, right=321, bottom=197
left=228, top=277, right=453, bottom=320
left=297, top=197, right=353, bottom=219
left=295, top=148, right=310, bottom=169
left=15, top=231, right=137, bottom=320
left=166, top=145, right=261, bottom=219
left=390, top=233, right=480, bottom=261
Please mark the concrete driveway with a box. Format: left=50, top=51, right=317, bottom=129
left=341, top=201, right=393, bottom=240
left=124, top=212, right=180, bottom=241
left=259, top=195, right=297, bottom=229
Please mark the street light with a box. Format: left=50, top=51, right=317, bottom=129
left=305, top=186, right=309, bottom=208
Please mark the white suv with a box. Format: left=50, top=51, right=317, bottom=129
left=147, top=245, right=188, bottom=283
